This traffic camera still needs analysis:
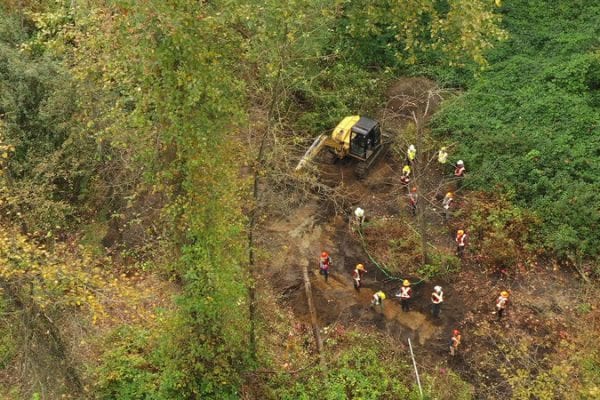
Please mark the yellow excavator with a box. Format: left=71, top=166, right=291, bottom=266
left=295, top=116, right=389, bottom=178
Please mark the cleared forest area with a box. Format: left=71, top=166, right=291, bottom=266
left=0, top=1, right=598, bottom=399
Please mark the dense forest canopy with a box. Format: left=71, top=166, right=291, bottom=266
left=0, top=0, right=598, bottom=399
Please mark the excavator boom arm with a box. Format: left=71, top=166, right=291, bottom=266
left=295, top=134, right=329, bottom=172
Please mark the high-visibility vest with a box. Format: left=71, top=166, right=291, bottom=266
left=408, top=149, right=416, bottom=161
left=438, top=151, right=448, bottom=164
left=399, top=286, right=412, bottom=299
left=496, top=296, right=508, bottom=309
left=451, top=335, right=461, bottom=347
left=409, top=193, right=418, bottom=205
left=432, top=291, right=443, bottom=304
left=443, top=196, right=453, bottom=208
left=375, top=291, right=386, bottom=300
left=455, top=166, right=465, bottom=176
left=320, top=257, right=331, bottom=270
left=352, top=269, right=362, bottom=281
left=456, top=234, right=467, bottom=246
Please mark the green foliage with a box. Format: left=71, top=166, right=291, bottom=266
left=94, top=326, right=159, bottom=400
left=432, top=0, right=600, bottom=260
left=329, top=0, right=506, bottom=69
left=272, top=343, right=414, bottom=399
left=417, top=251, right=461, bottom=281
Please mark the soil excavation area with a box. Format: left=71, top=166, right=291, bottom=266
left=254, top=78, right=596, bottom=398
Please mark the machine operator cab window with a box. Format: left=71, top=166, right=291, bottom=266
left=350, top=117, right=381, bottom=160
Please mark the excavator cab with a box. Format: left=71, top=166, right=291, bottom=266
left=349, top=117, right=381, bottom=160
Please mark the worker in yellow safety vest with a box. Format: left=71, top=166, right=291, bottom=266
left=407, top=144, right=416, bottom=163
left=438, top=147, right=448, bottom=164
left=371, top=290, right=386, bottom=307
left=400, top=165, right=411, bottom=185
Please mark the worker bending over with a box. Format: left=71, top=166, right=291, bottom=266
left=372, top=290, right=386, bottom=308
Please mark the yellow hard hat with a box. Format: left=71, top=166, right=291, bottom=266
left=446, top=192, right=453, bottom=197
left=403, top=280, right=410, bottom=286
left=501, top=291, right=509, bottom=297
left=356, top=264, right=365, bottom=271
left=457, top=229, right=464, bottom=235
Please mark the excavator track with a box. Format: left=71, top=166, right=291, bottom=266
left=354, top=141, right=390, bottom=179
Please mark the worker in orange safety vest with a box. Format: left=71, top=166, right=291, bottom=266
left=456, top=229, right=467, bottom=258
left=454, top=160, right=466, bottom=177
left=449, top=329, right=461, bottom=356
left=352, top=264, right=367, bottom=291
left=496, top=291, right=510, bottom=319
left=408, top=187, right=418, bottom=216
left=319, top=251, right=331, bottom=282
left=431, top=285, right=444, bottom=318
left=407, top=144, right=416, bottom=164
left=395, top=280, right=412, bottom=312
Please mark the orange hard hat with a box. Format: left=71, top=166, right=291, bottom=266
left=457, top=229, right=464, bottom=236
left=411, top=187, right=417, bottom=192
left=453, top=329, right=460, bottom=335
left=321, top=252, right=328, bottom=258
left=356, top=264, right=365, bottom=271
left=501, top=291, right=509, bottom=297
left=446, top=192, right=453, bottom=197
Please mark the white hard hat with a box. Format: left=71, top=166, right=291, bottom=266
left=354, top=207, right=364, bottom=217
left=434, top=285, right=442, bottom=292
left=457, top=160, right=464, bottom=165
left=409, top=144, right=415, bottom=151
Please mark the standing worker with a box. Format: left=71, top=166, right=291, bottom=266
left=456, top=229, right=467, bottom=258
left=454, top=160, right=466, bottom=177
left=495, top=291, right=510, bottom=319
left=408, top=187, right=418, bottom=216
left=449, top=329, right=461, bottom=356
left=400, top=165, right=411, bottom=185
left=372, top=290, right=386, bottom=308
left=396, top=280, right=412, bottom=312
left=438, top=147, right=448, bottom=164
left=442, top=192, right=453, bottom=221
left=319, top=251, right=331, bottom=282
left=352, top=264, right=367, bottom=291
left=407, top=144, right=416, bottom=164
left=431, top=286, right=444, bottom=318
left=354, top=207, right=365, bottom=227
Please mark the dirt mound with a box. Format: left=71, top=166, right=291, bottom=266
left=383, top=77, right=440, bottom=121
